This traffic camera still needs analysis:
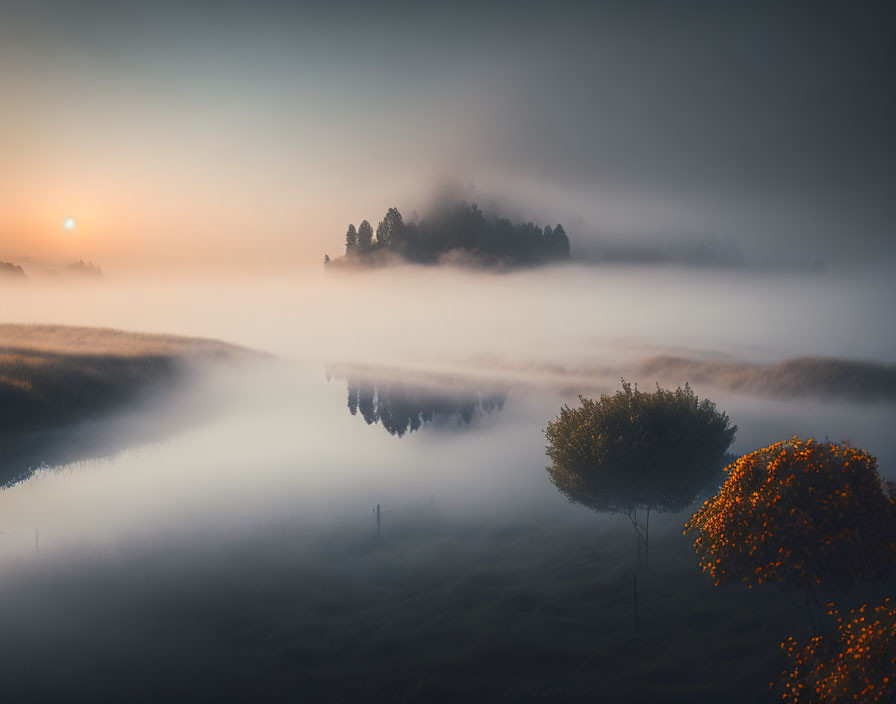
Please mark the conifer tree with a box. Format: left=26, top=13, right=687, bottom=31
left=357, top=220, right=374, bottom=252
left=345, top=224, right=358, bottom=254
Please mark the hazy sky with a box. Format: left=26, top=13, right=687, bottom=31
left=1, top=0, right=893, bottom=270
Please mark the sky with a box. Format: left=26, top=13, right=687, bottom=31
left=0, top=0, right=893, bottom=271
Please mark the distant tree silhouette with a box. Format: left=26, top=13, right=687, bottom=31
left=685, top=439, right=896, bottom=610
left=331, top=201, right=572, bottom=267
left=382, top=207, right=405, bottom=250
left=345, top=224, right=358, bottom=254
left=375, top=220, right=391, bottom=249
left=550, top=224, right=570, bottom=258
left=545, top=381, right=736, bottom=565
left=64, top=260, right=103, bottom=278
left=357, top=220, right=374, bottom=253
left=0, top=261, right=26, bottom=278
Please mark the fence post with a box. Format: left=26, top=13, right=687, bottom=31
left=376, top=504, right=381, bottom=534
left=645, top=508, right=650, bottom=570
left=636, top=531, right=641, bottom=571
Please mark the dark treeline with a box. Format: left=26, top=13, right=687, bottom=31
left=0, top=260, right=104, bottom=280
left=331, top=201, right=571, bottom=267
left=0, top=261, right=26, bottom=278
left=347, top=379, right=505, bottom=437
left=64, top=260, right=103, bottom=278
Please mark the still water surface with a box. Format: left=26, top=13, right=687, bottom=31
left=1, top=362, right=893, bottom=558
left=1, top=266, right=895, bottom=701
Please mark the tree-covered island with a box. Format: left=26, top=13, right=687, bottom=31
left=325, top=201, right=571, bottom=268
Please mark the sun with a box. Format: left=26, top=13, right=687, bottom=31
left=63, top=217, right=76, bottom=231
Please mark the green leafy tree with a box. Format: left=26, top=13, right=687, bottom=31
left=546, top=381, right=736, bottom=563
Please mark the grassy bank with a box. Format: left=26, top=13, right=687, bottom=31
left=634, top=355, right=896, bottom=402
left=0, top=324, right=253, bottom=483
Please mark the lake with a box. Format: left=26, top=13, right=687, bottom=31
left=1, top=265, right=894, bottom=702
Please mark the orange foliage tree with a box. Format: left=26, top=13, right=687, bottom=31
left=685, top=438, right=896, bottom=600
left=779, top=599, right=896, bottom=703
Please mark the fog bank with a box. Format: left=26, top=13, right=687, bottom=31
left=2, top=265, right=894, bottom=372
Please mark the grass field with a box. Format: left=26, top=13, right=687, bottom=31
left=1, top=506, right=891, bottom=703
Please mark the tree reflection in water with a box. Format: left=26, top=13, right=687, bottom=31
left=345, top=378, right=506, bottom=437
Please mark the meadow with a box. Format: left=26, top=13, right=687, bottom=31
left=1, top=505, right=891, bottom=703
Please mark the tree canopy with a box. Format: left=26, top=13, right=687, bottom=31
left=685, top=438, right=896, bottom=593
left=336, top=201, right=571, bottom=267
left=545, top=381, right=736, bottom=516
left=779, top=599, right=896, bottom=704
left=344, top=224, right=358, bottom=253
left=357, top=220, right=374, bottom=252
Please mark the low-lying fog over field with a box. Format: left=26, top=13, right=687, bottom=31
left=1, top=265, right=894, bottom=702
left=4, top=264, right=895, bottom=369
left=3, top=1, right=895, bottom=701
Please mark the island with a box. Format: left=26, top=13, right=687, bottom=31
left=325, top=201, right=571, bottom=268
